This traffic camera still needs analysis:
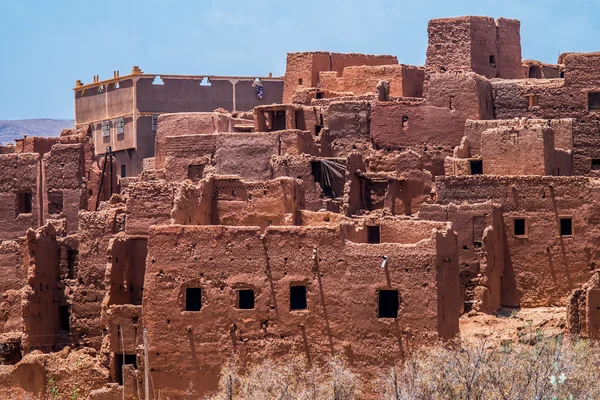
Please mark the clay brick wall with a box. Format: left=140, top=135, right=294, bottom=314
left=318, top=65, right=424, bottom=98
left=16, top=137, right=60, bottom=156
left=143, top=222, right=459, bottom=397
left=426, top=16, right=522, bottom=79
left=323, top=100, right=371, bottom=156
left=480, top=125, right=554, bottom=175
left=42, top=144, right=87, bottom=234
left=213, top=177, right=303, bottom=229
left=0, top=154, right=41, bottom=240
left=370, top=72, right=492, bottom=175
left=436, top=175, right=600, bottom=307
left=0, top=240, right=25, bottom=337
left=154, top=112, right=230, bottom=170
left=125, top=179, right=174, bottom=236
left=73, top=208, right=126, bottom=349
left=22, top=224, right=64, bottom=353
left=214, top=133, right=280, bottom=180
left=420, top=202, right=505, bottom=314
left=283, top=52, right=398, bottom=103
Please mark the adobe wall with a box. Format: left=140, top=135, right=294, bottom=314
left=419, top=202, right=505, bottom=314
left=143, top=222, right=459, bottom=397
left=214, top=133, right=280, bottom=180
left=0, top=240, right=25, bottom=341
left=72, top=207, right=126, bottom=349
left=323, top=100, right=371, bottom=156
left=318, top=65, right=424, bottom=98
left=426, top=16, right=521, bottom=79
left=283, top=52, right=398, bottom=103
left=21, top=224, right=63, bottom=353
left=42, top=144, right=87, bottom=234
left=125, top=177, right=174, bottom=236
left=15, top=137, right=60, bottom=156
left=480, top=125, right=554, bottom=175
left=465, top=118, right=574, bottom=154
left=566, top=272, right=600, bottom=340
left=212, top=177, right=303, bottom=230
left=0, top=154, right=41, bottom=240
left=154, top=112, right=231, bottom=170
left=436, top=175, right=600, bottom=307
left=370, top=72, right=492, bottom=175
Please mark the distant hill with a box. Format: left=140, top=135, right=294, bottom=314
left=0, top=119, right=74, bottom=144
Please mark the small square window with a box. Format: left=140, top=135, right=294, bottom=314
left=589, top=92, right=600, bottom=111
left=120, top=165, right=127, bottom=178
left=514, top=218, right=526, bottom=236
left=489, top=55, right=496, bottom=68
left=470, top=160, right=483, bottom=175
left=592, top=159, right=600, bottom=170
left=185, top=288, right=202, bottom=311
left=290, top=286, right=307, bottom=310
left=367, top=225, right=381, bottom=244
left=298, top=78, right=303, bottom=85
left=401, top=116, right=409, bottom=129
left=560, top=217, right=573, bottom=236
left=16, top=192, right=32, bottom=215
left=237, top=289, right=254, bottom=309
left=187, top=164, right=204, bottom=181
left=378, top=290, right=399, bottom=318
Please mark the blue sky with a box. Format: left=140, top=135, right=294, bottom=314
left=0, top=0, right=598, bottom=120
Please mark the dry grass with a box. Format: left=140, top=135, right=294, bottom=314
left=206, top=333, right=600, bottom=400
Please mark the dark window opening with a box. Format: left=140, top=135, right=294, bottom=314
left=48, top=190, right=63, bottom=215
left=16, top=192, right=32, bottom=215
left=367, top=225, right=381, bottom=244
left=59, top=305, right=70, bottom=332
left=589, top=92, right=600, bottom=111
left=315, top=124, right=322, bottom=136
left=120, top=165, right=126, bottom=178
left=290, top=286, right=307, bottom=310
left=560, top=218, right=573, bottom=236
left=295, top=111, right=306, bottom=130
left=489, top=55, right=496, bottom=68
left=514, top=218, right=526, bottom=236
left=237, top=289, right=255, bottom=309
left=559, top=71, right=565, bottom=78
left=528, top=66, right=542, bottom=79
left=185, top=288, right=202, bottom=311
left=310, top=161, right=335, bottom=198
left=470, top=160, right=483, bottom=175
left=316, top=91, right=324, bottom=99
left=401, top=116, right=409, bottom=129
left=592, top=159, right=600, bottom=170
left=298, top=78, right=303, bottom=85
left=378, top=290, right=399, bottom=318
left=187, top=164, right=204, bottom=182
left=272, top=111, right=286, bottom=131
left=115, top=353, right=137, bottom=385
left=67, top=249, right=78, bottom=279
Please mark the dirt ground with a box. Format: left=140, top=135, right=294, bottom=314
left=459, top=307, right=566, bottom=346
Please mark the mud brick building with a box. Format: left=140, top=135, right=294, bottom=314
left=2, top=14, right=600, bottom=399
